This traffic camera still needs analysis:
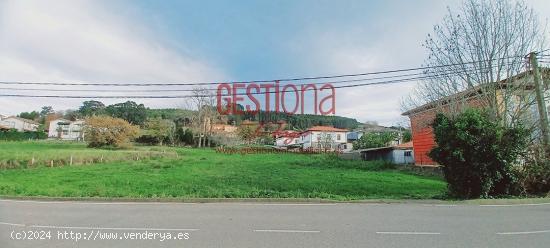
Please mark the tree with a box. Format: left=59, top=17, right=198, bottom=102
left=18, top=111, right=40, bottom=121
left=63, top=109, right=79, bottom=121
left=40, top=106, right=54, bottom=117
left=353, top=132, right=398, bottom=149
left=429, top=108, right=529, bottom=198
left=237, top=125, right=256, bottom=145
left=78, top=101, right=105, bottom=117
left=144, top=119, right=176, bottom=146
left=105, top=101, right=147, bottom=126
left=175, top=127, right=194, bottom=146
left=317, top=133, right=335, bottom=151
left=83, top=116, right=140, bottom=148
left=186, top=87, right=218, bottom=147
left=404, top=0, right=547, bottom=129
left=402, top=130, right=412, bottom=143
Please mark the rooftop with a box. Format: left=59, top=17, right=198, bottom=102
left=4, top=116, right=40, bottom=125
left=306, top=126, right=348, bottom=132
left=402, top=68, right=550, bottom=116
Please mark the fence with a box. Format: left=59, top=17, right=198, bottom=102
left=0, top=150, right=178, bottom=169
left=215, top=146, right=343, bottom=155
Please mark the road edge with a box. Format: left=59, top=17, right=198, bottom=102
left=1, top=195, right=549, bottom=205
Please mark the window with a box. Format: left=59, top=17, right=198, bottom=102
left=317, top=134, right=321, bottom=141
left=337, top=134, right=341, bottom=140
left=404, top=151, right=412, bottom=157
left=62, top=130, right=69, bottom=135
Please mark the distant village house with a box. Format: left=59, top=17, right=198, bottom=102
left=0, top=116, right=39, bottom=132
left=48, top=118, right=84, bottom=141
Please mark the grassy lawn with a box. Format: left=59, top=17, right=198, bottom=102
left=0, top=141, right=177, bottom=168
left=0, top=142, right=446, bottom=200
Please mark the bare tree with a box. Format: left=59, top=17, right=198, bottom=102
left=317, top=133, right=335, bottom=152
left=186, top=87, right=218, bottom=147
left=403, top=0, right=547, bottom=131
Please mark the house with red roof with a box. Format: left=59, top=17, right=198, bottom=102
left=273, top=130, right=301, bottom=148
left=299, top=126, right=349, bottom=151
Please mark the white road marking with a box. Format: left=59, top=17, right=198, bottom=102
left=0, top=221, right=198, bottom=231
left=376, top=231, right=441, bottom=235
left=497, top=230, right=550, bottom=235
left=0, top=221, right=26, bottom=227
left=254, top=229, right=320, bottom=233
left=480, top=202, right=550, bottom=207
left=423, top=204, right=458, bottom=207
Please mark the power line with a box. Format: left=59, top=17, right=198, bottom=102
left=0, top=55, right=527, bottom=87
left=0, top=62, right=515, bottom=94
left=0, top=69, right=510, bottom=99
left=0, top=71, right=453, bottom=93
left=0, top=76, right=428, bottom=99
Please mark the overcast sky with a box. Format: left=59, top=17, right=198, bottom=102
left=1, top=0, right=549, bottom=126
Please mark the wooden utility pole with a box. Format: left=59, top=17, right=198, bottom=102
left=529, top=52, right=550, bottom=153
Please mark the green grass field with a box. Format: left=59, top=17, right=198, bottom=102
left=0, top=141, right=447, bottom=200
left=0, top=141, right=177, bottom=168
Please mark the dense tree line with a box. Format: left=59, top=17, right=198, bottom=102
left=13, top=100, right=362, bottom=147
left=229, top=110, right=360, bottom=130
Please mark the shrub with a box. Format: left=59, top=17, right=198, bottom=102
left=0, top=129, right=47, bottom=141
left=143, top=119, right=176, bottom=145
left=83, top=116, right=139, bottom=148
left=429, top=109, right=529, bottom=199
left=516, top=145, right=550, bottom=195
left=353, top=131, right=397, bottom=149
left=175, top=127, right=194, bottom=146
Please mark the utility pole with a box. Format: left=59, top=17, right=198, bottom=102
left=529, top=52, right=550, bottom=154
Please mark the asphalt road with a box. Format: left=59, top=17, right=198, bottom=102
left=1, top=199, right=549, bottom=248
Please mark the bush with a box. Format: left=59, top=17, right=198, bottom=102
left=0, top=129, right=47, bottom=141
left=429, top=109, right=529, bottom=199
left=83, top=116, right=139, bottom=148
left=353, top=131, right=397, bottom=149
left=175, top=127, right=194, bottom=146
left=516, top=145, right=550, bottom=195
left=143, top=118, right=176, bottom=146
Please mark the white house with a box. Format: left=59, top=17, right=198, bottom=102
left=274, top=130, right=301, bottom=148
left=0, top=116, right=39, bottom=132
left=299, top=126, right=349, bottom=151
left=48, top=119, right=85, bottom=141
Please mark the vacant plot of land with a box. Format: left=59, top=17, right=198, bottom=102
left=0, top=141, right=176, bottom=168
left=0, top=142, right=446, bottom=200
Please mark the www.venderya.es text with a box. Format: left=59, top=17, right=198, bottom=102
left=10, top=229, right=190, bottom=242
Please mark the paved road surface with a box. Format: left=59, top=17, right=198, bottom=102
left=1, top=199, right=549, bottom=248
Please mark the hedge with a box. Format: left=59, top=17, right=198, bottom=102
left=0, top=129, right=47, bottom=141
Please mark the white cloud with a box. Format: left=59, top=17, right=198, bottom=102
left=0, top=0, right=226, bottom=115
left=1, top=0, right=548, bottom=126
left=296, top=0, right=550, bottom=126
left=289, top=4, right=448, bottom=126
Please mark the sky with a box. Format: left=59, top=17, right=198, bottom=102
left=1, top=0, right=549, bottom=126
